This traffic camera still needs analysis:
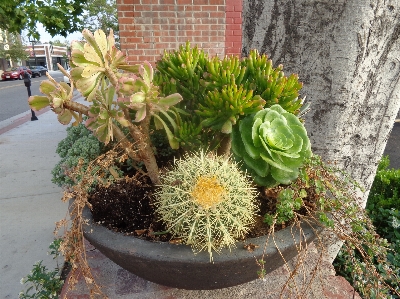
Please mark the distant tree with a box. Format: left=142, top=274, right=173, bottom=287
left=81, top=0, right=119, bottom=45
left=51, top=39, right=68, bottom=47
left=0, top=33, right=28, bottom=64
left=0, top=0, right=87, bottom=40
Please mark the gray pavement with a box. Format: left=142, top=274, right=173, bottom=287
left=0, top=101, right=398, bottom=298
left=0, top=107, right=69, bottom=298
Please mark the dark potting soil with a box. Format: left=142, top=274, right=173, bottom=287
left=88, top=175, right=288, bottom=243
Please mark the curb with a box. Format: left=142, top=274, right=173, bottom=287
left=0, top=93, right=81, bottom=136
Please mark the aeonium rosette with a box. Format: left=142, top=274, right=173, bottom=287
left=231, top=104, right=311, bottom=187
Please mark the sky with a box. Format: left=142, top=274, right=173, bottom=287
left=24, top=23, right=83, bottom=44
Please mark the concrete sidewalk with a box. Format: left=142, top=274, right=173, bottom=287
left=0, top=101, right=398, bottom=298
left=0, top=106, right=69, bottom=299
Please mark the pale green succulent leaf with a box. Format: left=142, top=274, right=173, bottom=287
left=153, top=114, right=164, bottom=130
left=242, top=154, right=269, bottom=177
left=134, top=105, right=147, bottom=122
left=153, top=114, right=180, bottom=149
left=28, top=96, right=50, bottom=111
left=253, top=109, right=268, bottom=122
left=94, top=29, right=108, bottom=58
left=158, top=93, right=183, bottom=108
left=99, top=109, right=109, bottom=120
left=71, top=48, right=98, bottom=68
left=140, top=61, right=153, bottom=86
left=95, top=122, right=112, bottom=144
left=259, top=152, right=294, bottom=173
left=115, top=111, right=130, bottom=127
left=271, top=167, right=299, bottom=185
left=82, top=29, right=104, bottom=65
left=118, top=64, right=140, bottom=73
left=260, top=119, right=294, bottom=150
left=71, top=40, right=84, bottom=53
left=53, top=97, right=63, bottom=108
left=103, top=85, right=115, bottom=108
left=70, top=110, right=81, bottom=126
left=239, top=117, right=260, bottom=159
left=70, top=67, right=84, bottom=81
left=57, top=109, right=72, bottom=125
left=231, top=124, right=245, bottom=158
left=270, top=104, right=287, bottom=114
left=83, top=42, right=104, bottom=66
left=81, top=65, right=105, bottom=78
left=130, top=92, right=146, bottom=104
left=159, top=109, right=178, bottom=133
left=252, top=117, right=262, bottom=147
left=269, top=148, right=300, bottom=159
left=264, top=110, right=282, bottom=124
left=107, top=29, right=115, bottom=50
left=75, top=73, right=101, bottom=98
left=59, top=82, right=71, bottom=93
left=39, top=80, right=57, bottom=96
left=285, top=133, right=303, bottom=154
left=221, top=120, right=232, bottom=134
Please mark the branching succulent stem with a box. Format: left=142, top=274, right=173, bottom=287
left=105, top=66, right=119, bottom=87
left=216, top=134, right=232, bottom=157
left=62, top=101, right=90, bottom=116
left=121, top=107, right=161, bottom=185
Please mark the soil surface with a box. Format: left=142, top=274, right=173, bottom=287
left=88, top=175, right=288, bottom=242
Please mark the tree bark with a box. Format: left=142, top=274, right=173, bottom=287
left=243, top=0, right=400, bottom=260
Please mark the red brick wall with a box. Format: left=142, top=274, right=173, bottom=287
left=117, top=0, right=242, bottom=64
left=225, top=0, right=242, bottom=56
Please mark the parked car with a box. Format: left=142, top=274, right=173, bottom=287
left=1, top=66, right=32, bottom=80
left=30, top=66, right=48, bottom=78
left=63, top=68, right=70, bottom=85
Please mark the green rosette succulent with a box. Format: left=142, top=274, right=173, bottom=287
left=231, top=104, right=312, bottom=187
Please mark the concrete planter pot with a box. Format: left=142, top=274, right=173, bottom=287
left=82, top=207, right=318, bottom=290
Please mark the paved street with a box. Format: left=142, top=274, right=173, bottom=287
left=0, top=71, right=64, bottom=122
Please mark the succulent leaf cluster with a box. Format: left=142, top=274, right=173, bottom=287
left=155, top=151, right=257, bottom=261
left=70, top=29, right=138, bottom=101
left=155, top=43, right=304, bottom=151
left=29, top=75, right=80, bottom=125
left=231, top=104, right=312, bottom=187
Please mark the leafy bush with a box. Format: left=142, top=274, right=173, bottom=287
left=52, top=123, right=105, bottom=187
left=19, top=239, right=64, bottom=299
left=334, top=156, right=400, bottom=297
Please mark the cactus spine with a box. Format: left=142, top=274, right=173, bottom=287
left=155, top=151, right=258, bottom=261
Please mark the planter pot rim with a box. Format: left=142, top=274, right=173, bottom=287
left=82, top=206, right=320, bottom=290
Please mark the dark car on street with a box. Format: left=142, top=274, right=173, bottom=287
left=1, top=66, right=32, bottom=80
left=30, top=66, right=48, bottom=78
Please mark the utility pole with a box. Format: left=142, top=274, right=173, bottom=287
left=28, top=39, right=38, bottom=66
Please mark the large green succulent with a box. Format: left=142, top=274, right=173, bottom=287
left=231, top=104, right=311, bottom=187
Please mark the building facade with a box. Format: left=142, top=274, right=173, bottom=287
left=25, top=43, right=69, bottom=71
left=116, top=0, right=243, bottom=64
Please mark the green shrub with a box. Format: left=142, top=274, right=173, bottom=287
left=19, top=239, right=64, bottom=299
left=334, top=156, right=400, bottom=298
left=52, top=123, right=105, bottom=187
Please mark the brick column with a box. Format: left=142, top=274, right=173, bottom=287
left=225, top=0, right=242, bottom=56
left=117, top=0, right=243, bottom=64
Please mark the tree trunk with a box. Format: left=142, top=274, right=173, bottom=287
left=243, top=0, right=400, bottom=261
